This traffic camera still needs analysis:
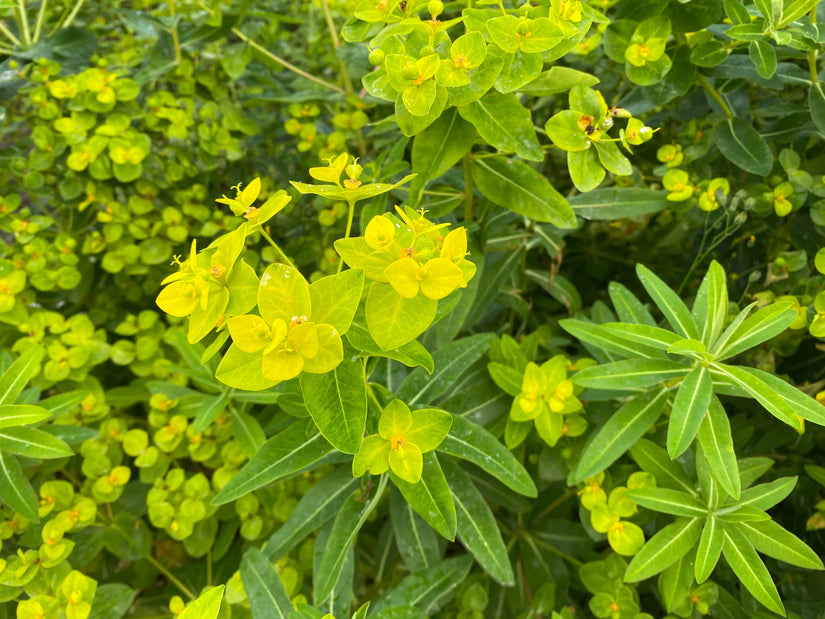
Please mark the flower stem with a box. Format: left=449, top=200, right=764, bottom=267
left=697, top=73, right=734, bottom=119
left=809, top=4, right=819, bottom=84
left=338, top=199, right=356, bottom=273
left=145, top=555, right=196, bottom=601
left=260, top=229, right=295, bottom=268
left=231, top=27, right=346, bottom=95
left=32, top=0, right=47, bottom=42
left=15, top=0, right=30, bottom=46
left=0, top=21, right=22, bottom=47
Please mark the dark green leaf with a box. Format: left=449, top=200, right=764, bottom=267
left=458, top=94, right=543, bottom=161
left=88, top=583, right=135, bottom=619
left=390, top=486, right=440, bottom=573
left=721, top=525, right=784, bottom=615
left=370, top=555, right=473, bottom=615
left=390, top=452, right=456, bottom=541
left=714, top=117, right=774, bottom=176
left=442, top=459, right=514, bottom=585
left=439, top=415, right=537, bottom=497
left=0, top=450, right=38, bottom=522
left=241, top=547, right=294, bottom=618
left=625, top=517, right=703, bottom=582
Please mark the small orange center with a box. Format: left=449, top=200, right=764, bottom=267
left=390, top=434, right=406, bottom=450
left=400, top=247, right=417, bottom=259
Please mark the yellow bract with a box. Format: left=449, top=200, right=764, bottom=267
left=385, top=256, right=466, bottom=300
left=365, top=215, right=396, bottom=250
left=262, top=322, right=320, bottom=381
left=227, top=315, right=287, bottom=354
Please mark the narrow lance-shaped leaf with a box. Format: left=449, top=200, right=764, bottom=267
left=625, top=517, right=703, bottom=582
left=630, top=438, right=698, bottom=496
left=625, top=488, right=708, bottom=518
left=438, top=415, right=537, bottom=497
left=692, top=260, right=728, bottom=348
left=442, top=458, right=514, bottom=586
left=667, top=365, right=712, bottom=458
left=213, top=421, right=334, bottom=505
left=736, top=519, right=824, bottom=570
left=695, top=515, right=723, bottom=583
left=390, top=452, right=457, bottom=541
left=179, top=586, right=224, bottom=619
left=713, top=301, right=796, bottom=360
left=0, top=426, right=74, bottom=459
left=738, top=476, right=797, bottom=510
left=559, top=319, right=664, bottom=359
left=390, top=486, right=440, bottom=573
left=0, top=405, right=51, bottom=429
left=710, top=363, right=800, bottom=429
left=0, top=450, right=38, bottom=522
left=734, top=366, right=825, bottom=426
left=697, top=396, right=740, bottom=499
left=369, top=555, right=474, bottom=615
left=0, top=346, right=43, bottom=406
left=574, top=389, right=669, bottom=483
left=572, top=358, right=689, bottom=391
left=636, top=264, right=700, bottom=340
left=721, top=525, right=785, bottom=615
left=601, top=323, right=683, bottom=351
left=265, top=467, right=361, bottom=560
left=314, top=477, right=386, bottom=603
left=241, top=548, right=294, bottom=619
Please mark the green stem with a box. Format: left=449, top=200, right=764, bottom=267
left=62, top=0, right=87, bottom=29
left=32, top=0, right=47, bottom=42
left=809, top=4, right=819, bottom=83
left=260, top=229, right=295, bottom=267
left=338, top=199, right=357, bottom=273
left=207, top=549, right=212, bottom=587
left=0, top=21, right=22, bottom=47
left=15, top=0, right=30, bottom=46
left=145, top=555, right=196, bottom=601
left=231, top=27, right=346, bottom=95
left=697, top=73, right=734, bottom=119
left=169, top=0, right=182, bottom=66
left=0, top=44, right=14, bottom=54
left=320, top=0, right=351, bottom=94
left=463, top=154, right=474, bottom=223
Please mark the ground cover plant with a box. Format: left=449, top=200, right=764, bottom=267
left=1, top=0, right=825, bottom=617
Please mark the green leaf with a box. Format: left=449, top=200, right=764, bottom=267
left=748, top=40, right=777, bottom=78
left=567, top=147, right=605, bottom=192
left=88, top=583, right=135, bottom=619
left=519, top=66, right=599, bottom=97
left=0, top=346, right=43, bottom=405
left=366, top=282, right=438, bottom=350
left=457, top=94, right=543, bottom=161
left=630, top=438, right=698, bottom=496
left=695, top=515, right=723, bottom=583
left=409, top=109, right=477, bottom=206
left=721, top=526, right=784, bottom=615
left=667, top=365, right=712, bottom=458
left=738, top=476, right=797, bottom=510
left=608, top=281, right=657, bottom=326
left=736, top=519, right=824, bottom=570
left=724, top=0, right=750, bottom=24
left=398, top=333, right=493, bottom=406
left=690, top=40, right=728, bottom=67
left=659, top=554, right=693, bottom=614
left=626, top=488, right=708, bottom=518
left=370, top=555, right=473, bottom=615
left=439, top=415, right=537, bottom=497
left=714, top=117, right=774, bottom=176
left=390, top=452, right=456, bottom=541
left=569, top=188, right=670, bottom=220
left=559, top=319, right=664, bottom=359
left=471, top=158, right=576, bottom=228
left=709, top=363, right=800, bottom=429
left=636, top=264, right=700, bottom=340
left=572, top=358, right=689, bottom=390
left=442, top=458, right=514, bottom=585
left=697, top=396, right=740, bottom=499
left=213, top=421, right=334, bottom=505
left=810, top=82, right=825, bottom=135
left=390, top=486, right=440, bottom=573
left=0, top=404, right=51, bottom=428
left=0, top=426, right=73, bottom=459
left=494, top=49, right=543, bottom=94
left=601, top=323, right=682, bottom=351
left=487, top=362, right=523, bottom=396
left=179, top=586, right=225, bottom=619
left=308, top=268, right=365, bottom=334
left=265, top=467, right=361, bottom=560
left=0, top=450, right=38, bottom=522
left=735, top=367, right=825, bottom=426
left=574, top=389, right=669, bottom=483
left=625, top=517, right=702, bottom=582
left=300, top=352, right=366, bottom=454
left=102, top=515, right=151, bottom=561
left=692, top=260, right=728, bottom=348
left=241, top=548, right=293, bottom=619
left=38, top=390, right=88, bottom=417
left=594, top=141, right=632, bottom=176
left=191, top=392, right=230, bottom=435
left=713, top=301, right=796, bottom=360
left=229, top=408, right=266, bottom=459
left=346, top=308, right=434, bottom=373
left=315, top=480, right=383, bottom=603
